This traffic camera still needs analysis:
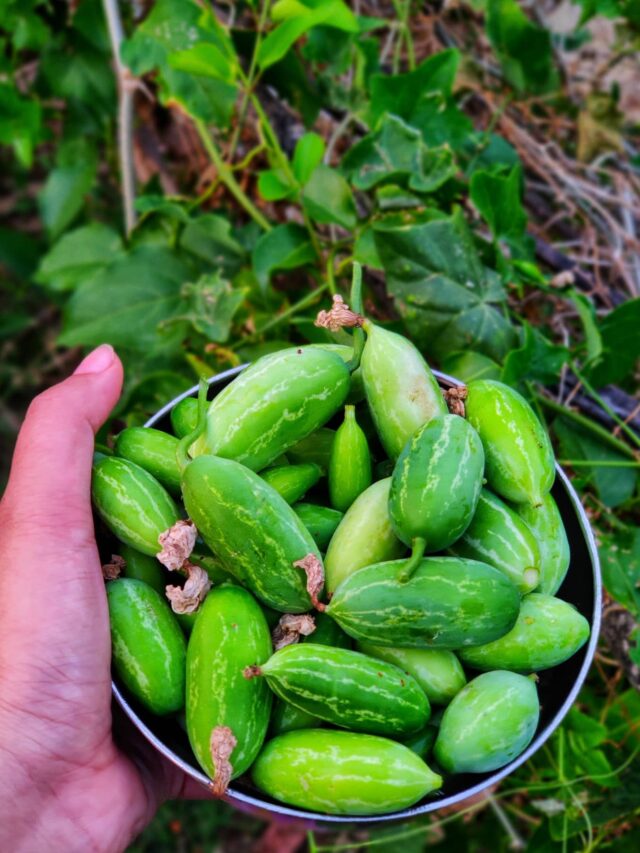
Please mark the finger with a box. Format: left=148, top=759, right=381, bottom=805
left=2, top=344, right=123, bottom=536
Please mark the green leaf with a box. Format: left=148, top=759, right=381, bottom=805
left=302, top=164, right=357, bottom=229
left=179, top=213, right=247, bottom=277
left=441, top=351, right=502, bottom=383
left=292, top=132, right=325, bottom=185
left=258, top=1, right=358, bottom=70
left=157, top=68, right=237, bottom=126
left=486, top=0, right=559, bottom=94
left=59, top=246, right=190, bottom=351
left=569, top=291, right=603, bottom=364
left=342, top=114, right=456, bottom=193
left=587, top=298, right=640, bottom=387
left=374, top=208, right=517, bottom=362
left=353, top=226, right=383, bottom=269
left=38, top=143, right=98, bottom=240
left=257, top=169, right=296, bottom=201
left=554, top=418, right=637, bottom=508
left=121, top=0, right=238, bottom=126
left=35, top=224, right=124, bottom=292
left=470, top=164, right=527, bottom=239
left=178, top=273, right=245, bottom=342
left=252, top=223, right=316, bottom=290
left=121, top=0, right=234, bottom=73
left=168, top=43, right=236, bottom=83
left=599, top=527, right=640, bottom=616
left=408, top=93, right=474, bottom=151
left=565, top=708, right=608, bottom=748
left=134, top=195, right=191, bottom=223
left=465, top=132, right=521, bottom=174
left=0, top=82, right=42, bottom=168
left=369, top=49, right=460, bottom=126
left=501, top=323, right=569, bottom=386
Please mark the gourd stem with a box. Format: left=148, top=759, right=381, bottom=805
left=399, top=537, right=426, bottom=583
left=349, top=328, right=366, bottom=373
left=350, top=261, right=364, bottom=315
left=176, top=379, right=209, bottom=472
left=348, top=262, right=366, bottom=373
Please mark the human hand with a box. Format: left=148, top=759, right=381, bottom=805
left=0, top=345, right=205, bottom=853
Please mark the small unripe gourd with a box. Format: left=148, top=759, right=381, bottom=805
left=329, top=405, right=372, bottom=512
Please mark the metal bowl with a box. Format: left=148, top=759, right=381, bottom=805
left=112, top=365, right=601, bottom=828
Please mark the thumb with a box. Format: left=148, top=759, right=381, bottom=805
left=2, top=344, right=124, bottom=535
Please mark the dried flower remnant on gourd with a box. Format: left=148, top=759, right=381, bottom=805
left=444, top=386, right=468, bottom=418
left=209, top=726, right=237, bottom=797
left=315, top=295, right=364, bottom=332
left=272, top=613, right=316, bottom=650
left=157, top=519, right=198, bottom=570
left=102, top=554, right=125, bottom=580
left=165, top=561, right=211, bottom=614
left=293, top=554, right=326, bottom=611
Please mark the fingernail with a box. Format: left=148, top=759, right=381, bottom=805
left=74, top=344, right=116, bottom=375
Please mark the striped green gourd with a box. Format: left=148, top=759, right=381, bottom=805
left=260, top=463, right=322, bottom=505
left=514, top=493, right=570, bottom=595
left=287, top=428, right=335, bottom=472
left=92, top=456, right=180, bottom=556
left=356, top=642, right=466, bottom=706
left=115, top=426, right=181, bottom=494
left=189, top=550, right=235, bottom=586
left=360, top=321, right=447, bottom=459
left=119, top=544, right=166, bottom=595
left=192, top=347, right=350, bottom=470
left=399, top=724, right=438, bottom=760
left=170, top=396, right=199, bottom=439
left=293, top=503, right=343, bottom=551
left=246, top=644, right=430, bottom=736
left=459, top=593, right=590, bottom=672
left=186, top=585, right=272, bottom=789
left=326, top=557, right=520, bottom=649
left=329, top=405, right=372, bottom=512
left=465, top=380, right=555, bottom=506
left=305, top=611, right=352, bottom=649
left=181, top=455, right=322, bottom=612
left=389, top=415, right=485, bottom=579
left=107, top=578, right=186, bottom=715
left=434, top=670, right=540, bottom=773
left=448, top=489, right=541, bottom=593
left=252, top=729, right=442, bottom=815
left=325, top=478, right=405, bottom=594
left=269, top=698, right=323, bottom=737
left=310, top=343, right=365, bottom=404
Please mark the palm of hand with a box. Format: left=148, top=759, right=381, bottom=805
left=0, top=348, right=199, bottom=853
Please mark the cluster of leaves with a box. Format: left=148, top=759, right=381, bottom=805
left=2, top=0, right=640, bottom=849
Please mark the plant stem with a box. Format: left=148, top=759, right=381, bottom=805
left=248, top=90, right=323, bottom=256
left=488, top=796, right=526, bottom=851
left=101, top=0, right=136, bottom=234
left=326, top=247, right=337, bottom=296
left=390, top=0, right=415, bottom=71
left=227, top=0, right=272, bottom=161
left=230, top=282, right=331, bottom=350
left=535, top=392, right=638, bottom=461
left=194, top=119, right=271, bottom=231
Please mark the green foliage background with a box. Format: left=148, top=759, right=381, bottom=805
left=1, top=0, right=640, bottom=849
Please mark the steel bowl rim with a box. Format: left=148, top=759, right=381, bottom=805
left=111, top=365, right=602, bottom=825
